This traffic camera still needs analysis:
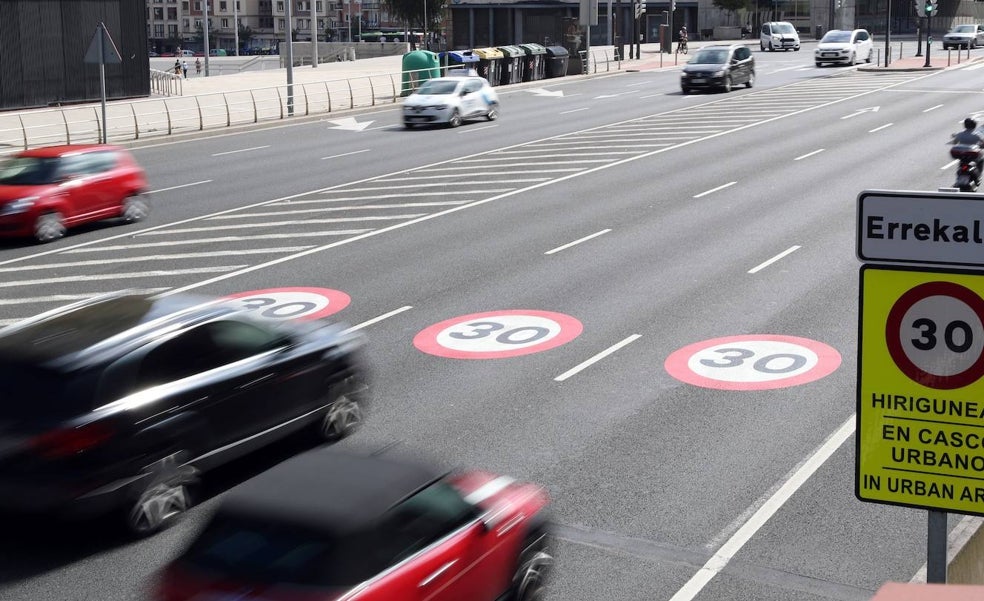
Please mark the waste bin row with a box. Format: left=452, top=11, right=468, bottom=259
left=400, top=44, right=570, bottom=93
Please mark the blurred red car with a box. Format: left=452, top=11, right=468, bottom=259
left=155, top=448, right=552, bottom=601
left=0, top=144, right=148, bottom=243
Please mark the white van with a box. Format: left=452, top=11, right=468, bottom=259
left=760, top=22, right=800, bottom=51
left=180, top=49, right=195, bottom=57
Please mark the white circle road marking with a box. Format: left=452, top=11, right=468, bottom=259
left=414, top=310, right=582, bottom=359
left=224, top=287, right=350, bottom=321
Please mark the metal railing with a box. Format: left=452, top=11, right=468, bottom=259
left=0, top=48, right=619, bottom=152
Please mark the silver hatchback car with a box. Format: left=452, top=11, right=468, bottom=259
left=402, top=76, right=500, bottom=128
left=943, top=24, right=984, bottom=49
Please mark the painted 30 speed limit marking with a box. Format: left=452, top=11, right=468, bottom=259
left=664, top=335, right=842, bottom=391
left=414, top=310, right=583, bottom=359
left=224, top=287, right=351, bottom=321
left=885, top=281, right=984, bottom=389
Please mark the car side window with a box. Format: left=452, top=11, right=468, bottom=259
left=858, top=31, right=868, bottom=41
left=736, top=47, right=750, bottom=60
left=761, top=24, right=769, bottom=35
left=207, top=320, right=287, bottom=361
left=136, top=326, right=225, bottom=386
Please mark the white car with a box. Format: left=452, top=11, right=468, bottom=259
left=815, top=29, right=873, bottom=66
left=402, top=76, right=500, bottom=128
left=943, top=24, right=984, bottom=50
left=760, top=21, right=800, bottom=51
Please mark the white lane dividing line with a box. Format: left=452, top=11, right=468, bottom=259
left=554, top=335, right=641, bottom=382
left=768, top=66, right=802, bottom=74
left=0, top=248, right=314, bottom=272
left=693, top=181, right=736, bottom=199
left=793, top=149, right=824, bottom=161
left=545, top=229, right=612, bottom=255
left=0, top=290, right=168, bottom=306
left=321, top=149, right=372, bottom=160
left=211, top=145, right=270, bottom=157
left=560, top=107, right=590, bottom=115
left=457, top=125, right=499, bottom=134
left=923, top=104, right=944, bottom=113
left=869, top=123, right=893, bottom=133
left=63, top=231, right=372, bottom=252
left=748, top=245, right=801, bottom=274
left=640, top=94, right=663, bottom=99
left=942, top=159, right=959, bottom=170
left=343, top=306, right=413, bottom=333
left=668, top=415, right=856, bottom=601
left=141, top=215, right=427, bottom=235
left=0, top=266, right=247, bottom=289
left=147, top=180, right=212, bottom=194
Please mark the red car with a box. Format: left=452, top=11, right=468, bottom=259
left=154, top=448, right=552, bottom=601
left=0, top=144, right=149, bottom=243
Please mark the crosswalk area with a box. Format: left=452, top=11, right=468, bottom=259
left=0, top=69, right=935, bottom=326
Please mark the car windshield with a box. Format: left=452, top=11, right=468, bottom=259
left=689, top=49, right=729, bottom=64
left=0, top=157, right=61, bottom=185
left=773, top=23, right=796, bottom=34
left=821, top=31, right=852, bottom=43
left=416, top=80, right=459, bottom=95
left=953, top=25, right=976, bottom=33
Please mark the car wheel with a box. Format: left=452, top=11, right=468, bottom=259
left=794, top=46, right=800, bottom=51
left=721, top=75, right=732, bottom=93
left=317, top=376, right=368, bottom=443
left=34, top=211, right=65, bottom=243
left=121, top=195, right=150, bottom=223
left=486, top=102, right=499, bottom=121
left=447, top=109, right=461, bottom=128
left=681, top=86, right=691, bottom=94
left=973, top=40, right=978, bottom=49
left=849, top=51, right=856, bottom=65
left=403, top=121, right=414, bottom=129
left=768, top=42, right=774, bottom=51
left=123, top=451, right=193, bottom=537
left=510, top=528, right=553, bottom=601
left=746, top=71, right=755, bottom=88
left=760, top=42, right=765, bottom=51
left=815, top=61, right=822, bottom=67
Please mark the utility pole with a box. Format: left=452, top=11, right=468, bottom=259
left=203, top=0, right=211, bottom=75
left=312, top=0, right=319, bottom=66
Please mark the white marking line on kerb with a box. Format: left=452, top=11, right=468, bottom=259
left=942, top=159, right=959, bottom=170
left=560, top=107, right=590, bottom=114
left=211, top=145, right=270, bottom=157
left=869, top=123, right=893, bottom=133
left=794, top=149, right=825, bottom=161
left=923, top=104, right=944, bottom=112
left=748, top=246, right=801, bottom=274
left=147, top=180, right=212, bottom=194
left=545, top=229, right=612, bottom=255
left=554, top=335, right=641, bottom=382
left=693, top=181, right=736, bottom=198
left=343, top=306, right=413, bottom=333
left=668, top=415, right=856, bottom=601
left=322, top=149, right=372, bottom=160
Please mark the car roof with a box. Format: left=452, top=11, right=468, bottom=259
left=218, top=448, right=446, bottom=534
left=0, top=292, right=236, bottom=369
left=15, top=144, right=123, bottom=158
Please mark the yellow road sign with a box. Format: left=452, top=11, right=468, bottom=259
left=858, top=265, right=984, bottom=515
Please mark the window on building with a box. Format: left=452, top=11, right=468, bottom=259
left=168, top=7, right=177, bottom=18
left=220, top=0, right=227, bottom=9
left=278, top=18, right=286, bottom=29
left=168, top=24, right=179, bottom=36
left=183, top=18, right=190, bottom=28
left=154, top=7, right=164, bottom=18
left=154, top=24, right=165, bottom=37
left=316, top=0, right=323, bottom=11
left=276, top=1, right=284, bottom=11
left=221, top=18, right=229, bottom=27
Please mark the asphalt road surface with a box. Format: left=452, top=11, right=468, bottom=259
left=2, top=47, right=984, bottom=601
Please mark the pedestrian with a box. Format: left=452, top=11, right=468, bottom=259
left=173, top=59, right=181, bottom=76
left=181, top=59, right=189, bottom=78
left=195, top=58, right=202, bottom=75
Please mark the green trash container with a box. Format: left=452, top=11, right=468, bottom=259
left=497, top=45, right=525, bottom=85
left=519, top=43, right=547, bottom=81
left=472, top=47, right=504, bottom=86
left=401, top=50, right=440, bottom=96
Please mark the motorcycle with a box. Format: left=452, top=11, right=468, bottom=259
left=950, top=144, right=982, bottom=192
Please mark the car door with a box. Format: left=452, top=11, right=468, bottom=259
left=54, top=153, right=102, bottom=224
left=459, top=80, right=483, bottom=117
left=857, top=30, right=872, bottom=61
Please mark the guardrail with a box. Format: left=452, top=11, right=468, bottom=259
left=0, top=49, right=619, bottom=152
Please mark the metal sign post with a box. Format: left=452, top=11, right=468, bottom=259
left=83, top=22, right=122, bottom=144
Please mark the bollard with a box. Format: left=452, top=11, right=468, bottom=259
left=899, top=42, right=903, bottom=60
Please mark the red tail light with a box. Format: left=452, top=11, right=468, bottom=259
left=30, top=422, right=114, bottom=458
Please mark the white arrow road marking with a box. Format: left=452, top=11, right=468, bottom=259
left=841, top=106, right=880, bottom=119
left=327, top=117, right=374, bottom=131
left=527, top=87, right=565, bottom=97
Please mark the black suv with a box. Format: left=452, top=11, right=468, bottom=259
left=0, top=292, right=368, bottom=535
left=681, top=44, right=756, bottom=94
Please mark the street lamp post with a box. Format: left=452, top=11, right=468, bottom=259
left=312, top=0, right=319, bottom=66
left=423, top=0, right=428, bottom=50
left=203, top=0, right=211, bottom=75
left=234, top=0, right=239, bottom=55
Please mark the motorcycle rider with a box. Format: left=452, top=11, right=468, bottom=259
left=952, top=117, right=984, bottom=183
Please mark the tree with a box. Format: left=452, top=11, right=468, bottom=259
left=238, top=24, right=254, bottom=47
left=383, top=0, right=446, bottom=33
left=712, top=0, right=746, bottom=24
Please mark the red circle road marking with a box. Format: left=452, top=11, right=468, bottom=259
left=664, top=334, right=842, bottom=391
left=224, top=287, right=350, bottom=321
left=414, top=310, right=583, bottom=359
left=885, top=281, right=984, bottom=390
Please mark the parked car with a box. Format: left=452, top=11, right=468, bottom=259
left=681, top=44, right=755, bottom=94
left=943, top=24, right=984, bottom=49
left=402, top=75, right=500, bottom=128
left=0, top=292, right=369, bottom=536
left=0, top=144, right=149, bottom=243
left=154, top=447, right=552, bottom=601
left=760, top=21, right=800, bottom=51
left=815, top=29, right=873, bottom=66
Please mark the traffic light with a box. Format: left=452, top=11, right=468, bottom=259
left=636, top=0, right=647, bottom=17
left=924, top=0, right=937, bottom=16
left=670, top=0, right=676, bottom=10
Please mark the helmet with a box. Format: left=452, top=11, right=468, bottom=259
left=966, top=117, right=978, bottom=130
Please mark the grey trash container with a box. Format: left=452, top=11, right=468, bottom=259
left=544, top=46, right=569, bottom=78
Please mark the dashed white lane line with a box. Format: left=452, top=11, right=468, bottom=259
left=211, top=145, right=270, bottom=157
left=693, top=181, right=736, bottom=198
left=794, top=148, right=825, bottom=161
left=321, top=149, right=372, bottom=160
left=942, top=159, right=959, bottom=170
left=748, top=245, right=801, bottom=274
left=544, top=229, right=612, bottom=255
left=923, top=104, right=943, bottom=112
left=869, top=123, right=893, bottom=133
left=560, top=107, right=590, bottom=114
left=344, top=305, right=413, bottom=333
left=147, top=180, right=212, bottom=194
left=554, top=335, right=642, bottom=382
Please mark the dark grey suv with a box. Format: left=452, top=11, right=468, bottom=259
left=681, top=44, right=755, bottom=94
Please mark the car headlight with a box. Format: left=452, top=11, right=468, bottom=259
left=0, top=196, right=38, bottom=215
left=711, top=70, right=725, bottom=77
left=430, top=104, right=447, bottom=110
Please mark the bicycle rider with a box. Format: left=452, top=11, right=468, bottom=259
left=678, top=25, right=689, bottom=53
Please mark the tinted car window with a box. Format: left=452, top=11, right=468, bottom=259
left=857, top=31, right=869, bottom=41
left=416, top=80, right=458, bottom=95
left=735, top=47, right=750, bottom=60
left=0, top=362, right=96, bottom=419
left=774, top=23, right=796, bottom=34
left=374, top=481, right=476, bottom=566
left=0, top=157, right=60, bottom=185
left=690, top=49, right=729, bottom=64
left=822, top=31, right=851, bottom=43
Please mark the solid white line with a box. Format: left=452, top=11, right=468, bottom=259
left=560, top=107, right=590, bottom=114
left=0, top=290, right=168, bottom=306
left=545, top=229, right=612, bottom=255
left=457, top=124, right=499, bottom=134
left=343, top=306, right=413, bottom=333
left=211, top=145, right=270, bottom=157
left=942, top=159, right=959, bottom=170
left=693, top=181, right=736, bottom=198
left=869, top=123, right=893, bottom=133
left=0, top=248, right=312, bottom=272
left=923, top=104, right=944, bottom=113
left=0, top=266, right=246, bottom=288
left=141, top=215, right=426, bottom=234
left=748, top=245, right=801, bottom=274
left=208, top=202, right=468, bottom=219
left=554, top=335, right=641, bottom=382
left=640, top=94, right=664, bottom=99
left=794, top=149, right=825, bottom=161
left=147, top=180, right=212, bottom=194
left=321, top=149, right=372, bottom=160
left=768, top=66, right=801, bottom=74
left=62, top=231, right=372, bottom=251
left=668, top=415, right=856, bottom=601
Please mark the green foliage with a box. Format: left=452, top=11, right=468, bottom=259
left=713, top=0, right=746, bottom=14
left=382, top=0, right=446, bottom=30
